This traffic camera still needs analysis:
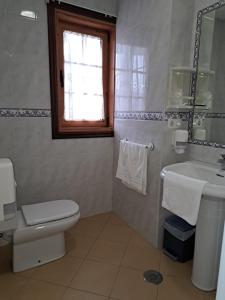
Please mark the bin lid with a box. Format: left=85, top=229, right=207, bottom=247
left=164, top=215, right=195, bottom=232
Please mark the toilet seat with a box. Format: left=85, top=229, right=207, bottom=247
left=22, top=200, right=79, bottom=226
left=14, top=200, right=80, bottom=245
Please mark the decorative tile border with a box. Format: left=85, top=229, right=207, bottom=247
left=115, top=111, right=163, bottom=121
left=115, top=111, right=225, bottom=121
left=194, top=112, right=225, bottom=119
left=165, top=111, right=190, bottom=121
left=2, top=109, right=224, bottom=120
left=114, top=111, right=190, bottom=121
left=0, top=109, right=51, bottom=117
left=190, top=139, right=225, bottom=149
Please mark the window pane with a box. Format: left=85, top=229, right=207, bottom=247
left=63, top=30, right=105, bottom=121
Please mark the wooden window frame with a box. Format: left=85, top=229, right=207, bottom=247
left=47, top=1, right=116, bottom=138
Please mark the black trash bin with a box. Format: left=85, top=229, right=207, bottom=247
left=163, top=215, right=195, bottom=263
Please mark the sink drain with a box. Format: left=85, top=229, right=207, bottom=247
left=143, top=270, right=163, bottom=285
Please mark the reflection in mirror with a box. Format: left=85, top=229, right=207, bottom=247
left=192, top=3, right=225, bottom=145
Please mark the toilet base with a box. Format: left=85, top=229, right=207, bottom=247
left=13, top=233, right=65, bottom=272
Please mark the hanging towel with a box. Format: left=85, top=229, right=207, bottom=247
left=162, top=171, right=207, bottom=226
left=116, top=140, right=148, bottom=195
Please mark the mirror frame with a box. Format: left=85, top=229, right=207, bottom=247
left=189, top=0, right=225, bottom=149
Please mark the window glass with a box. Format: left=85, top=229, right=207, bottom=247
left=63, top=31, right=104, bottom=121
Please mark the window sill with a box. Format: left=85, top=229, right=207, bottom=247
left=52, top=126, right=114, bottom=139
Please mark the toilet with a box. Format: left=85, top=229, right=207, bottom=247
left=13, top=199, right=80, bottom=272
left=0, top=158, right=80, bottom=272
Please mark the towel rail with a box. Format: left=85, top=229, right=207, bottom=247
left=122, top=138, right=154, bottom=151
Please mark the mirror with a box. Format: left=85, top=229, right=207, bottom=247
left=191, top=2, right=225, bottom=146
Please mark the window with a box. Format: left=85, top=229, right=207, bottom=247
left=47, top=1, right=116, bottom=138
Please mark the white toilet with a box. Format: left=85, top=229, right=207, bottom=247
left=0, top=158, right=80, bottom=272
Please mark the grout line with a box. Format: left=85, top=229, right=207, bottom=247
left=67, top=212, right=133, bottom=298
left=64, top=286, right=112, bottom=298
left=108, top=223, right=133, bottom=298
left=155, top=251, right=164, bottom=300
left=67, top=213, right=112, bottom=286
left=59, top=286, right=69, bottom=300
left=84, top=213, right=112, bottom=258
left=18, top=276, right=71, bottom=289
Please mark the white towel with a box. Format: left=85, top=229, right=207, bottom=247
left=116, top=140, right=148, bottom=195
left=162, top=171, right=207, bottom=225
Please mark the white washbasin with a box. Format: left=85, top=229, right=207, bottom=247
left=161, top=161, right=225, bottom=198
left=161, top=160, right=225, bottom=292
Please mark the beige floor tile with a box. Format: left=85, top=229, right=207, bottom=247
left=110, top=267, right=157, bottom=300
left=0, top=273, right=27, bottom=300
left=121, top=243, right=161, bottom=271
left=17, top=268, right=35, bottom=279
left=70, top=260, right=118, bottom=296
left=129, top=232, right=153, bottom=248
left=202, top=291, right=216, bottom=300
left=157, top=275, right=204, bottom=300
left=160, top=252, right=193, bottom=278
left=86, top=213, right=112, bottom=224
left=108, top=213, right=127, bottom=226
left=65, top=232, right=96, bottom=258
left=99, top=223, right=133, bottom=244
left=15, top=279, right=66, bottom=300
left=28, top=255, right=83, bottom=286
left=0, top=244, right=12, bottom=275
left=0, top=215, right=214, bottom=300
left=69, top=218, right=106, bottom=238
left=87, top=239, right=126, bottom=265
left=62, top=288, right=108, bottom=300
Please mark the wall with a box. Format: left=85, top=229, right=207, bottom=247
left=0, top=0, right=118, bottom=216
left=188, top=143, right=224, bottom=165
left=64, top=0, right=118, bottom=16
left=112, top=0, right=193, bottom=247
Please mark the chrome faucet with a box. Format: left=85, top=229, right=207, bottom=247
left=218, top=154, right=225, bottom=170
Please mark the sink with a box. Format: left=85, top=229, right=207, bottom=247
left=161, top=161, right=225, bottom=291
left=161, top=161, right=225, bottom=198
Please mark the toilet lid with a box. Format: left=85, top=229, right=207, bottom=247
left=21, top=200, right=79, bottom=226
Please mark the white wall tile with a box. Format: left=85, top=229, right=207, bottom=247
left=0, top=118, right=113, bottom=216
left=0, top=0, right=117, bottom=217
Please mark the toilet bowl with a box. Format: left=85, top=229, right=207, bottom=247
left=0, top=158, right=80, bottom=272
left=13, top=199, right=80, bottom=272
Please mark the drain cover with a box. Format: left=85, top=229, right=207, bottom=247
left=143, top=270, right=163, bottom=285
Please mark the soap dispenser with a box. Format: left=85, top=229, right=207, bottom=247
left=171, top=130, right=188, bottom=154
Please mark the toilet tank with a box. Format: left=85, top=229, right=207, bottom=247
left=0, top=158, right=17, bottom=223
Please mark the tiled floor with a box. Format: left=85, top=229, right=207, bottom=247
left=0, top=212, right=216, bottom=300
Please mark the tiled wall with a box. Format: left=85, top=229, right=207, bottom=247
left=64, top=0, right=118, bottom=16
left=188, top=143, right=224, bottom=165
left=112, top=0, right=193, bottom=247
left=112, top=0, right=225, bottom=247
left=0, top=0, right=117, bottom=217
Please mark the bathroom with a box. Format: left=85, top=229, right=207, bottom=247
left=0, top=0, right=225, bottom=299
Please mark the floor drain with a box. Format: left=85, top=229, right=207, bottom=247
left=143, top=270, right=163, bottom=285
